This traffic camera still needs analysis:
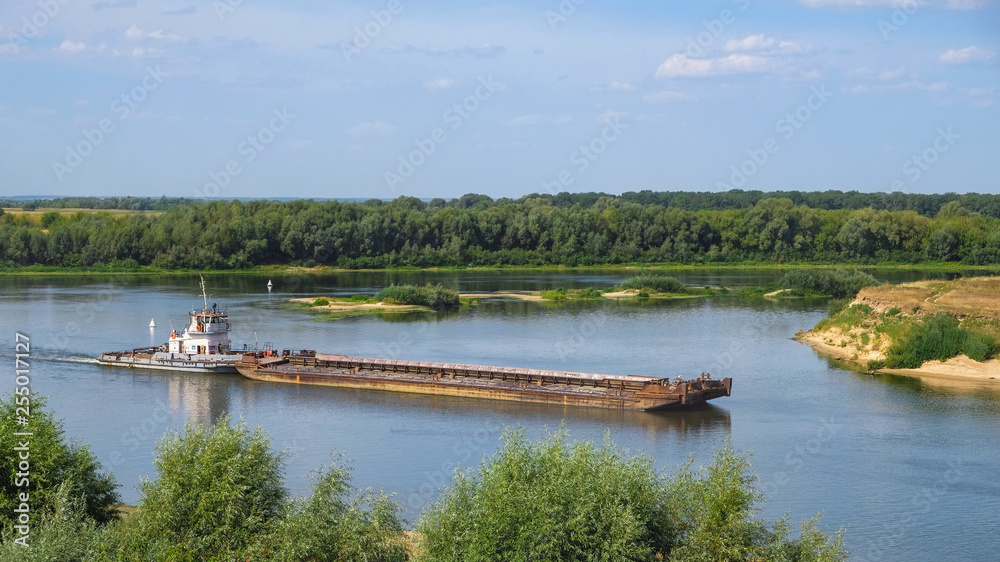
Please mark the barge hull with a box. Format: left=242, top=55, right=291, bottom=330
left=97, top=350, right=242, bottom=374
left=236, top=353, right=732, bottom=411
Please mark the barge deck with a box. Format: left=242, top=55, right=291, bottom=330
left=235, top=351, right=732, bottom=411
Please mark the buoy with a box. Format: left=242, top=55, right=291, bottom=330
left=267, top=280, right=273, bottom=288
left=149, top=318, right=156, bottom=328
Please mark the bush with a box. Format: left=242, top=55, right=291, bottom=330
left=243, top=457, right=406, bottom=561
left=312, top=297, right=330, bottom=306
left=619, top=275, right=687, bottom=293
left=375, top=284, right=459, bottom=308
left=134, top=416, right=287, bottom=559
left=0, top=395, right=119, bottom=535
left=778, top=268, right=880, bottom=298
left=579, top=287, right=603, bottom=299
left=885, top=314, right=967, bottom=368
left=963, top=331, right=998, bottom=362
left=417, top=429, right=847, bottom=562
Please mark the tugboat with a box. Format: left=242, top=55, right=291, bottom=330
left=97, top=277, right=247, bottom=373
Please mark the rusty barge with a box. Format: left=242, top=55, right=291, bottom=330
left=235, top=350, right=732, bottom=411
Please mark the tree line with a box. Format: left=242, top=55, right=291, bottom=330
left=1, top=194, right=998, bottom=269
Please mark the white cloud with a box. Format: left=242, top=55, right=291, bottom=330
left=960, top=86, right=995, bottom=107
left=656, top=53, right=774, bottom=78
left=725, top=35, right=804, bottom=55
left=802, top=0, right=987, bottom=7
left=939, top=46, right=997, bottom=65
left=54, top=40, right=87, bottom=54
left=346, top=121, right=396, bottom=137
left=879, top=66, right=906, bottom=80
left=125, top=24, right=188, bottom=42
left=423, top=78, right=455, bottom=91
left=799, top=0, right=898, bottom=6
left=607, top=81, right=634, bottom=91
left=595, top=109, right=627, bottom=124
left=506, top=114, right=572, bottom=126
left=947, top=0, right=987, bottom=8
left=642, top=90, right=690, bottom=103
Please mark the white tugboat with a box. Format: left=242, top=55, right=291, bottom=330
left=97, top=277, right=250, bottom=373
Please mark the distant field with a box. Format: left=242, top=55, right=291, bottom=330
left=2, top=207, right=163, bottom=216
left=856, top=277, right=1000, bottom=319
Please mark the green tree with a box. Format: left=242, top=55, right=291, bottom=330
left=0, top=394, right=119, bottom=536
left=416, top=430, right=846, bottom=562
left=133, top=416, right=287, bottom=559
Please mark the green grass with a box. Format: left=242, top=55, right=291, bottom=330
left=815, top=303, right=873, bottom=332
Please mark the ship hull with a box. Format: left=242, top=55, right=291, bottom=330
left=97, top=350, right=242, bottom=374
left=236, top=353, right=731, bottom=411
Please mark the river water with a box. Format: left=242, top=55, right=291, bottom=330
left=1, top=269, right=998, bottom=561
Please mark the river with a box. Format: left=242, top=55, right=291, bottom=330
left=1, top=269, right=998, bottom=561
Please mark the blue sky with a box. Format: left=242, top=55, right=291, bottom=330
left=1, top=0, right=997, bottom=200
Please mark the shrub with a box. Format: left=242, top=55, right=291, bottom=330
left=374, top=284, right=459, bottom=308
left=417, top=430, right=847, bottom=562
left=312, top=297, right=330, bottom=306
left=778, top=268, right=880, bottom=298
left=866, top=359, right=885, bottom=373
left=619, top=275, right=687, bottom=293
left=885, top=314, right=966, bottom=368
left=884, top=307, right=902, bottom=317
left=134, top=416, right=287, bottom=559
left=963, top=331, right=998, bottom=362
left=579, top=287, right=603, bottom=299
left=244, top=457, right=406, bottom=562
left=0, top=395, right=119, bottom=534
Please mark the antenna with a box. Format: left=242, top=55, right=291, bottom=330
left=200, top=275, right=208, bottom=312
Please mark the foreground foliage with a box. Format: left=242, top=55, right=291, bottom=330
left=0, top=395, right=119, bottom=536
left=1, top=411, right=845, bottom=561
left=417, top=429, right=847, bottom=562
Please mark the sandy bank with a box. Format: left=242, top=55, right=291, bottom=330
left=795, top=330, right=1000, bottom=386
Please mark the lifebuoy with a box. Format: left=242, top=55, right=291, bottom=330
left=170, top=331, right=177, bottom=339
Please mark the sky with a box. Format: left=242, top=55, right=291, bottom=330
left=1, top=0, right=998, bottom=200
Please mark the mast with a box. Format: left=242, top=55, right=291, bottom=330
left=200, top=275, right=209, bottom=313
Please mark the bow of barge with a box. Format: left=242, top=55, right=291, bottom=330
left=235, top=350, right=732, bottom=411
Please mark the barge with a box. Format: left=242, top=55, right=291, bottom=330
left=236, top=350, right=732, bottom=411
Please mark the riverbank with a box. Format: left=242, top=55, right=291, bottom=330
left=796, top=277, right=1000, bottom=385
left=2, top=262, right=998, bottom=276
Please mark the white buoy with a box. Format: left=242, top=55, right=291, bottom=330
left=149, top=318, right=156, bottom=328
left=267, top=279, right=273, bottom=293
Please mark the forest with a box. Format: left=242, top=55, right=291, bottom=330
left=1, top=190, right=999, bottom=269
